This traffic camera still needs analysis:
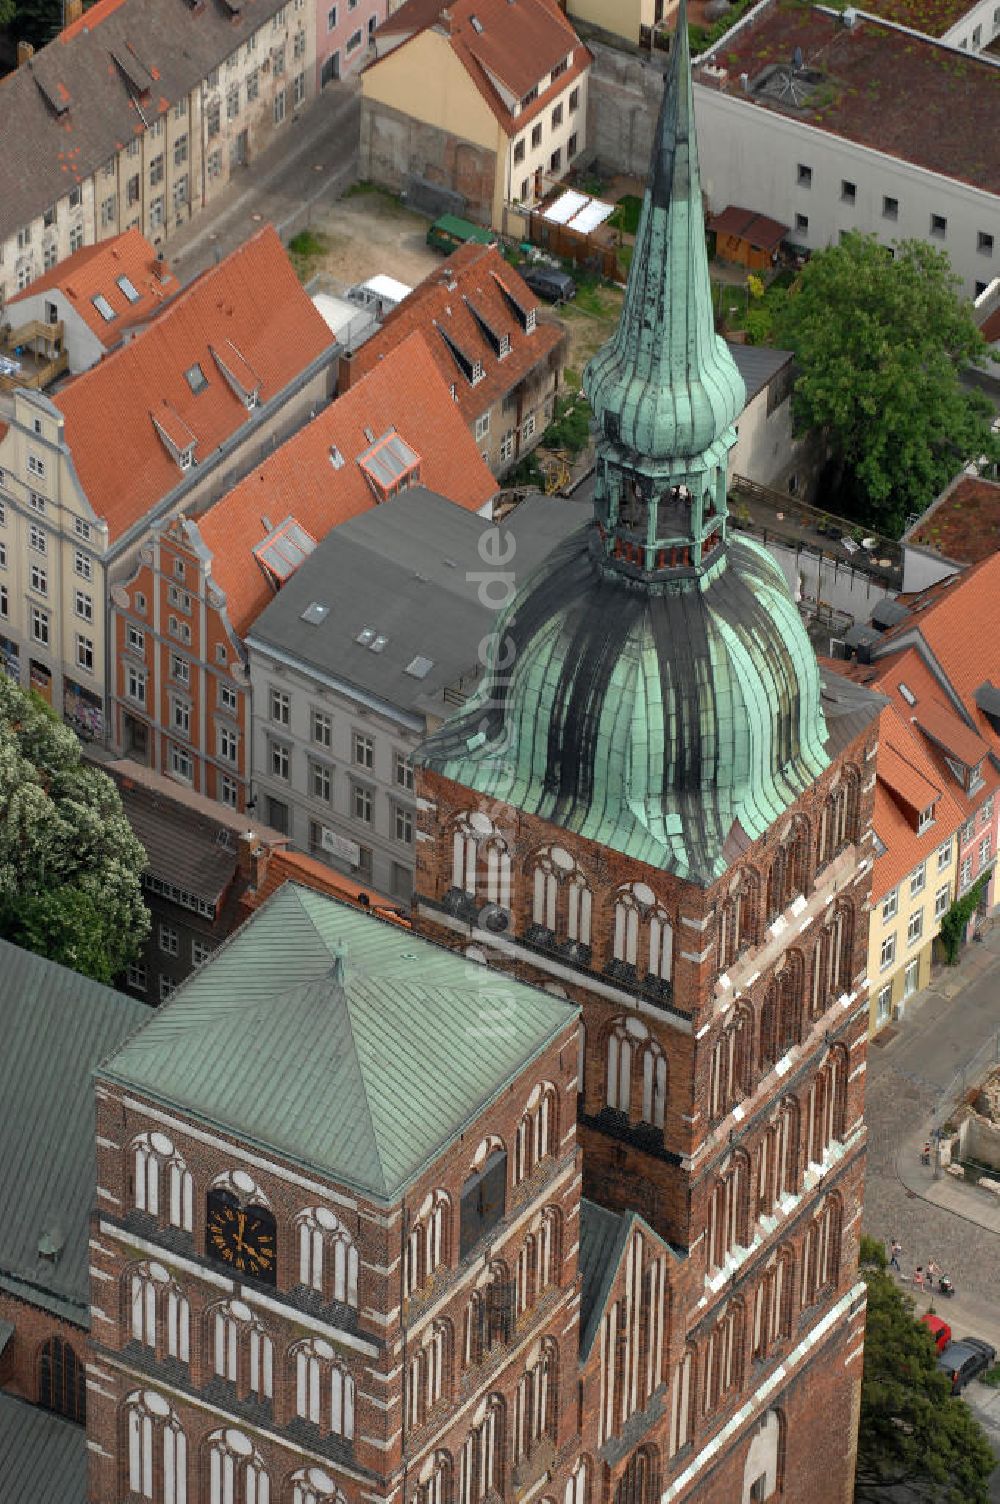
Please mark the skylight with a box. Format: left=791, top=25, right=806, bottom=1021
left=117, top=274, right=141, bottom=304
left=301, top=602, right=329, bottom=625
left=92, top=294, right=116, bottom=323
left=898, top=683, right=916, bottom=706
left=185, top=363, right=208, bottom=394
left=405, top=655, right=434, bottom=679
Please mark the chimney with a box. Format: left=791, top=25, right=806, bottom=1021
left=238, top=829, right=267, bottom=892
left=64, top=0, right=84, bottom=25
left=17, top=40, right=35, bottom=66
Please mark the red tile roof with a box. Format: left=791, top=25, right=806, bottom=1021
left=869, top=701, right=964, bottom=901
left=879, top=551, right=1000, bottom=767
left=344, top=242, right=565, bottom=434
left=8, top=228, right=178, bottom=346
left=241, top=850, right=407, bottom=926
left=913, top=697, right=990, bottom=768
left=697, top=3, right=1000, bottom=196
left=906, top=476, right=1000, bottom=568
left=194, top=330, right=497, bottom=638
left=373, top=0, right=589, bottom=133
left=54, top=226, right=332, bottom=543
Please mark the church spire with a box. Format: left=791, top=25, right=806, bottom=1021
left=584, top=0, right=746, bottom=582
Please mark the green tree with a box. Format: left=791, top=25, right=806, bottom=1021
left=856, top=1239, right=995, bottom=1502
left=0, top=675, right=149, bottom=981
left=774, top=234, right=999, bottom=537
left=0, top=0, right=17, bottom=30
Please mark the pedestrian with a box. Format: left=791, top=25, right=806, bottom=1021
left=921, top=1141, right=932, bottom=1166
left=889, top=1238, right=902, bottom=1271
left=913, top=1266, right=925, bottom=1291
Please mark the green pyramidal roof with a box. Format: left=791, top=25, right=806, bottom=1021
left=585, top=0, right=745, bottom=460
left=99, top=884, right=573, bottom=1202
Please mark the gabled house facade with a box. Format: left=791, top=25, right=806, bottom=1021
left=362, top=0, right=591, bottom=227
left=0, top=0, right=318, bottom=306
left=0, top=227, right=333, bottom=741
left=340, top=243, right=567, bottom=476
left=108, top=331, right=497, bottom=811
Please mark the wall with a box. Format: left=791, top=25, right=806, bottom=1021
left=900, top=544, right=960, bottom=595
left=504, top=73, right=590, bottom=217
left=585, top=39, right=664, bottom=179
left=692, top=84, right=999, bottom=302
left=566, top=0, right=645, bottom=46
left=316, top=0, right=387, bottom=86
left=360, top=98, right=500, bottom=224
left=728, top=377, right=798, bottom=491
left=866, top=837, right=955, bottom=1034
left=941, top=0, right=1000, bottom=52
left=0, top=1291, right=87, bottom=1416
left=757, top=535, right=897, bottom=631
left=2, top=289, right=106, bottom=376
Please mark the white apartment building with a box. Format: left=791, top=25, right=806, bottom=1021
left=693, top=2, right=1000, bottom=299
left=0, top=0, right=317, bottom=308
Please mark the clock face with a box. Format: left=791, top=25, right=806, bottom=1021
left=206, top=1190, right=277, bottom=1285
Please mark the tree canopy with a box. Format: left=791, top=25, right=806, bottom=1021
left=774, top=234, right=999, bottom=537
left=856, top=1237, right=995, bottom=1503
left=0, top=675, right=149, bottom=982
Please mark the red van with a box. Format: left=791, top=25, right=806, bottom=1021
left=920, top=1313, right=952, bottom=1353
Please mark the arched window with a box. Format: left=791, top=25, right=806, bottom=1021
left=811, top=902, right=854, bottom=1018
left=206, top=1427, right=268, bottom=1504
left=207, top=1299, right=272, bottom=1402
left=753, top=1097, right=800, bottom=1221
left=37, top=1337, right=85, bottom=1424
left=668, top=1348, right=695, bottom=1458
left=514, top=1082, right=558, bottom=1183
left=612, top=1445, right=658, bottom=1504
left=296, top=1208, right=359, bottom=1307
left=751, top=1247, right=793, bottom=1360
left=293, top=1339, right=355, bottom=1437
left=707, top=1153, right=749, bottom=1271
left=742, top=1409, right=785, bottom=1504
left=577, top=1017, right=586, bottom=1103
left=703, top=1301, right=744, bottom=1414
left=606, top=1017, right=667, bottom=1128
left=565, top=1457, right=590, bottom=1504
left=464, top=1261, right=512, bottom=1366
left=131, top=1132, right=193, bottom=1232
left=407, top=1320, right=451, bottom=1428
left=766, top=817, right=810, bottom=923
left=513, top=1338, right=557, bottom=1461
left=806, top=1047, right=847, bottom=1166
left=415, top=1453, right=453, bottom=1504
left=528, top=846, right=592, bottom=951
left=609, top=885, right=674, bottom=989
left=817, top=769, right=860, bottom=869
left=404, top=1191, right=450, bottom=1297
left=538, top=1206, right=561, bottom=1293
left=717, top=876, right=759, bottom=972
left=291, top=1468, right=343, bottom=1504
left=458, top=1395, right=504, bottom=1504
left=127, top=1261, right=190, bottom=1365
left=123, top=1390, right=187, bottom=1504
left=599, top=1232, right=666, bottom=1444
left=801, top=1194, right=842, bottom=1309
left=760, top=953, right=804, bottom=1072
left=451, top=814, right=511, bottom=908
left=709, top=1005, right=752, bottom=1120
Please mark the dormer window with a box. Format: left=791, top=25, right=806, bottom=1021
left=471, top=359, right=484, bottom=385
left=520, top=85, right=538, bottom=111
left=917, top=805, right=935, bottom=834
left=498, top=332, right=510, bottom=357
left=551, top=54, right=570, bottom=83
left=177, top=446, right=194, bottom=471
left=526, top=308, right=536, bottom=333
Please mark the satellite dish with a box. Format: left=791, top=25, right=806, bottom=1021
left=479, top=903, right=510, bottom=934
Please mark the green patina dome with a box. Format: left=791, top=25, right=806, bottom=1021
left=418, top=0, right=829, bottom=884
left=418, top=528, right=829, bottom=883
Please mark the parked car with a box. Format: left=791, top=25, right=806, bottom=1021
left=519, top=263, right=577, bottom=303
left=921, top=1314, right=952, bottom=1353
left=937, top=1338, right=996, bottom=1393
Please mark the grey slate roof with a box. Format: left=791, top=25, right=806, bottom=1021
left=577, top=1199, right=680, bottom=1360
left=819, top=663, right=886, bottom=762
left=0, top=0, right=288, bottom=241
left=0, top=1394, right=87, bottom=1504
left=246, top=487, right=586, bottom=726
left=99, top=883, right=575, bottom=1202
left=727, top=342, right=793, bottom=405
left=0, top=940, right=146, bottom=1324
left=112, top=773, right=242, bottom=906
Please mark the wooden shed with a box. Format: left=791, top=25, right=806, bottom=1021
left=708, top=206, right=789, bottom=271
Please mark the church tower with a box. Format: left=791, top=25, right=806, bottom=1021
left=412, top=3, right=880, bottom=1498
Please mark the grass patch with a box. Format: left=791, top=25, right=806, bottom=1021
left=544, top=392, right=593, bottom=456
left=288, top=229, right=330, bottom=281
left=610, top=194, right=642, bottom=237
left=981, top=1365, right=1000, bottom=1388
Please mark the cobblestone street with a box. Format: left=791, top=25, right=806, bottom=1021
left=864, top=929, right=1000, bottom=1308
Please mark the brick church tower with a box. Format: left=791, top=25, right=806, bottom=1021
left=412, top=1, right=882, bottom=1497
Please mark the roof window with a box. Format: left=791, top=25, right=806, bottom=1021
left=185, top=363, right=208, bottom=394
left=357, top=428, right=422, bottom=500
left=117, top=274, right=141, bottom=304
left=898, top=683, right=916, bottom=706
left=92, top=294, right=116, bottom=323
left=329, top=445, right=345, bottom=469
left=405, top=655, right=434, bottom=679
left=253, top=516, right=318, bottom=585
left=301, top=601, right=329, bottom=625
